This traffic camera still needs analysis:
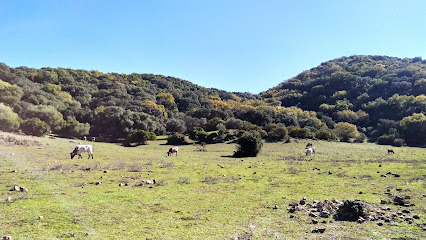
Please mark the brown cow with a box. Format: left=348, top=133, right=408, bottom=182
left=167, top=147, right=178, bottom=156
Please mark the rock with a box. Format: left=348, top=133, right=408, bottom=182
left=386, top=172, right=392, bottom=175
left=299, top=200, right=306, bottom=205
left=312, top=228, right=325, bottom=233
left=393, top=174, right=400, bottom=177
left=402, top=209, right=410, bottom=214
left=287, top=208, right=295, bottom=213
left=311, top=218, right=318, bottom=224
left=39, top=216, right=43, bottom=219
left=396, top=188, right=402, bottom=191
left=104, top=170, right=108, bottom=173
left=380, top=200, right=387, bottom=204
left=6, top=196, right=12, bottom=202
left=320, top=211, right=329, bottom=218
left=377, top=222, right=384, bottom=226
left=12, top=185, right=20, bottom=191
left=20, top=187, right=28, bottom=192
left=95, top=182, right=101, bottom=185
left=273, top=204, right=278, bottom=209
left=303, top=196, right=307, bottom=200
left=413, top=215, right=420, bottom=219
left=289, top=215, right=294, bottom=218
left=379, top=164, right=382, bottom=167
left=359, top=191, right=363, bottom=194
left=357, top=217, right=365, bottom=223
left=404, top=196, right=411, bottom=199
left=381, top=175, right=387, bottom=177
left=309, top=212, right=318, bottom=218
left=119, top=183, right=124, bottom=187
left=328, top=171, right=333, bottom=175
left=3, top=236, right=12, bottom=240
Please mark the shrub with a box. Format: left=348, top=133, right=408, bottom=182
left=234, top=131, right=263, bottom=157
left=334, top=200, right=369, bottom=221
left=354, top=132, right=367, bottom=143
left=377, top=134, right=394, bottom=145
left=0, top=103, right=21, bottom=132
left=392, top=138, right=405, bottom=147
left=315, top=129, right=337, bottom=140
left=127, top=130, right=157, bottom=146
left=166, top=133, right=187, bottom=145
left=189, top=127, right=208, bottom=142
left=287, top=127, right=309, bottom=139
left=21, top=118, right=50, bottom=136
left=267, top=126, right=288, bottom=141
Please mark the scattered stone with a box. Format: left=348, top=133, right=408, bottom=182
left=20, top=187, right=28, bottom=192
left=3, top=236, right=12, bottom=240
left=253, top=172, right=256, bottom=174
left=103, top=170, right=108, bottom=173
left=309, top=212, right=318, bottom=218
left=39, top=216, right=43, bottom=219
left=386, top=172, right=392, bottom=175
left=95, top=182, right=101, bottom=185
left=320, top=211, right=329, bottom=218
left=381, top=175, right=387, bottom=177
left=119, top=183, right=124, bottom=187
left=404, top=196, right=411, bottom=199
left=312, top=228, right=325, bottom=233
left=359, top=191, right=363, bottom=194
left=289, top=215, right=294, bottom=218
left=311, top=218, right=318, bottom=224
left=402, top=209, right=410, bottom=214
left=396, top=188, right=402, bottom=192
left=377, top=222, right=384, bottom=226
left=357, top=217, right=366, bottom=223
left=380, top=200, right=387, bottom=204
left=287, top=208, right=295, bottom=213
left=328, top=171, right=333, bottom=175
left=300, top=200, right=306, bottom=205
left=393, top=174, right=400, bottom=178
left=379, top=164, right=382, bottom=167
left=272, top=204, right=278, bottom=209
left=303, top=196, right=307, bottom=200
left=12, top=185, right=19, bottom=191
left=413, top=215, right=420, bottom=219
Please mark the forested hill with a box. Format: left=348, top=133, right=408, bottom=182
left=1, top=55, right=426, bottom=146
left=260, top=55, right=426, bottom=145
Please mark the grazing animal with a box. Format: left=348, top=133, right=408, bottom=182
left=387, top=148, right=394, bottom=154
left=306, top=147, right=314, bottom=156
left=167, top=147, right=179, bottom=156
left=70, top=145, right=93, bottom=159
left=306, top=142, right=313, bottom=148
left=91, top=137, right=96, bottom=142
left=311, top=146, right=316, bottom=154
left=83, top=136, right=87, bottom=141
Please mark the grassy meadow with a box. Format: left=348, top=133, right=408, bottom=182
left=1, top=132, right=425, bottom=239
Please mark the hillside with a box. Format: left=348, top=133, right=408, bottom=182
left=261, top=55, right=426, bottom=145
left=1, top=55, right=426, bottom=145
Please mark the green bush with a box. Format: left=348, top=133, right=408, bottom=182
left=0, top=103, right=21, bottom=132
left=287, top=127, right=309, bottom=139
left=314, top=129, right=337, bottom=140
left=127, top=130, right=157, bottom=146
left=377, top=134, right=394, bottom=145
left=392, top=138, right=405, bottom=147
left=21, top=118, right=50, bottom=136
left=189, top=127, right=208, bottom=142
left=234, top=131, right=263, bottom=157
left=167, top=133, right=187, bottom=145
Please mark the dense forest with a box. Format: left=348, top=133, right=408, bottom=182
left=1, top=55, right=425, bottom=146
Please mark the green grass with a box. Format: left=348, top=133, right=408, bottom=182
left=1, top=132, right=425, bottom=239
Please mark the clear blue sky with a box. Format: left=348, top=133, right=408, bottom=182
left=1, top=0, right=425, bottom=93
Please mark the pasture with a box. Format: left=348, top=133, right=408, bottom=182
left=0, top=132, right=425, bottom=239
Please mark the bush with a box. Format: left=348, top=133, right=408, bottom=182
left=189, top=127, right=208, bottom=142
left=0, top=103, right=21, bottom=132
left=354, top=132, right=367, bottom=143
left=377, top=134, right=394, bottom=145
left=267, top=126, right=288, bottom=141
left=21, top=118, right=50, bottom=136
left=334, top=200, right=369, bottom=221
left=287, top=127, right=309, bottom=139
left=234, top=131, right=263, bottom=157
left=166, top=133, right=187, bottom=145
left=392, top=138, right=405, bottom=147
left=127, top=130, right=157, bottom=146
left=314, top=129, right=337, bottom=140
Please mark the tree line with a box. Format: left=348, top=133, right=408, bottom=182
left=0, top=55, right=425, bottom=146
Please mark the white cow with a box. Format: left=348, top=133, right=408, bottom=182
left=167, top=147, right=178, bottom=156
left=306, top=147, right=314, bottom=156
left=70, top=145, right=93, bottom=159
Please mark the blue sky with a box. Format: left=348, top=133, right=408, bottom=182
left=1, top=0, right=425, bottom=93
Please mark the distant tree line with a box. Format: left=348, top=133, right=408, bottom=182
left=1, top=55, right=425, bottom=146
